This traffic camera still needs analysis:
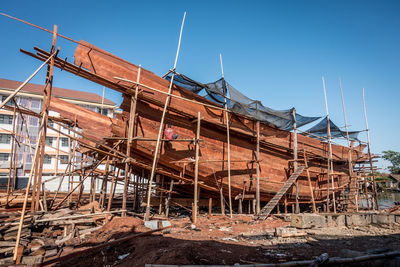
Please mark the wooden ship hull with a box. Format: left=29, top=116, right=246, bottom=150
left=23, top=42, right=367, bottom=209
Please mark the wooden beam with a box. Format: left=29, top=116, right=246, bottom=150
left=193, top=112, right=200, bottom=224
left=145, top=13, right=186, bottom=221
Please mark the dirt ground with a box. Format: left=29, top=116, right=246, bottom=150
left=55, top=213, right=400, bottom=266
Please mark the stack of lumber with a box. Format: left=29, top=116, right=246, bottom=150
left=0, top=202, right=120, bottom=265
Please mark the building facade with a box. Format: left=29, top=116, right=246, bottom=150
left=0, top=78, right=117, bottom=189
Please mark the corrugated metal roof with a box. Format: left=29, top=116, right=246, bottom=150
left=0, top=78, right=115, bottom=106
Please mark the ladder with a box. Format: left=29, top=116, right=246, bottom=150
left=257, top=166, right=306, bottom=220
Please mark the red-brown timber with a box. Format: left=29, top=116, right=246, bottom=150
left=23, top=41, right=369, bottom=205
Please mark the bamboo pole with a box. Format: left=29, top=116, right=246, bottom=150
left=322, top=76, right=336, bottom=213
left=193, top=112, right=201, bottom=224
left=292, top=108, right=299, bottom=214
left=0, top=53, right=57, bottom=110
left=34, top=25, right=58, bottom=211
left=303, top=150, right=317, bottom=213
left=220, top=54, right=233, bottom=218
left=145, top=12, right=186, bottom=221
left=165, top=180, right=174, bottom=217
left=123, top=65, right=141, bottom=216
left=6, top=104, right=17, bottom=203
left=362, top=88, right=379, bottom=210
left=256, top=120, right=261, bottom=214
left=13, top=115, right=45, bottom=261
left=339, top=78, right=356, bottom=210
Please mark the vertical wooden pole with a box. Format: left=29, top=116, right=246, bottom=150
left=99, top=156, right=110, bottom=207
left=284, top=195, right=288, bottom=214
left=363, top=165, right=370, bottom=210
left=322, top=76, right=336, bottom=213
left=220, top=185, right=225, bottom=215
left=292, top=108, right=299, bottom=214
left=220, top=53, right=233, bottom=218
left=165, top=180, right=174, bottom=217
left=159, top=175, right=165, bottom=215
left=6, top=104, right=17, bottom=203
left=339, top=79, right=356, bottom=211
left=13, top=116, right=45, bottom=261
left=303, top=150, right=317, bottom=213
left=208, top=198, right=212, bottom=216
left=193, top=112, right=201, bottom=224
left=362, top=88, right=379, bottom=210
left=123, top=65, right=142, bottom=216
left=34, top=24, right=58, bottom=211
left=256, top=120, right=261, bottom=214
left=145, top=12, right=186, bottom=221
left=106, top=167, right=117, bottom=222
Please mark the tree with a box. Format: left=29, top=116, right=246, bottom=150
left=382, top=150, right=400, bottom=174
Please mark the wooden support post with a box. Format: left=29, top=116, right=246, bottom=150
left=303, top=150, right=316, bottom=213
left=99, top=156, right=110, bottom=207
left=34, top=25, right=58, bottom=212
left=220, top=186, right=225, bottom=215
left=256, top=120, right=261, bottom=214
left=284, top=195, right=288, bottom=214
left=220, top=54, right=232, bottom=218
left=363, top=166, right=370, bottom=210
left=106, top=166, right=117, bottom=222
left=224, top=88, right=233, bottom=219
left=13, top=116, right=45, bottom=261
left=322, top=76, right=336, bottom=213
left=145, top=13, right=186, bottom=221
left=208, top=198, right=212, bottom=216
left=159, top=175, right=165, bottom=215
left=193, top=112, right=201, bottom=224
left=6, top=104, right=17, bottom=204
left=238, top=197, right=242, bottom=214
left=362, top=88, right=379, bottom=210
left=165, top=180, right=174, bottom=217
left=339, top=79, right=356, bottom=211
left=123, top=65, right=142, bottom=217
left=292, top=108, right=299, bottom=214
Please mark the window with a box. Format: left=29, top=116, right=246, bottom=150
left=100, top=108, right=108, bottom=116
left=45, top=137, right=53, bottom=146
left=48, top=120, right=54, bottom=128
left=61, top=137, right=69, bottom=147
left=29, top=116, right=39, bottom=126
left=59, top=155, right=69, bottom=164
left=0, top=153, right=9, bottom=161
left=0, top=114, right=13, bottom=125
left=44, top=154, right=52, bottom=164
left=0, top=134, right=11, bottom=144
left=1, top=95, right=14, bottom=106
left=30, top=99, right=41, bottom=109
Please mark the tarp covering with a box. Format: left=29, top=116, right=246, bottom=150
left=166, top=73, right=320, bottom=131
left=306, top=116, right=362, bottom=140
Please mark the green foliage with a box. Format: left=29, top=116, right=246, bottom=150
left=382, top=150, right=400, bottom=174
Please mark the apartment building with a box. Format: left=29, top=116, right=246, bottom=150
left=0, top=78, right=117, bottom=188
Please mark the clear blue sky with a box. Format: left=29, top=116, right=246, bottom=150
left=1, top=1, right=399, bottom=171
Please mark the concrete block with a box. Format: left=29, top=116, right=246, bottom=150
left=345, top=214, right=371, bottom=227
left=336, top=215, right=346, bottom=227
left=291, top=214, right=326, bottom=229
left=373, top=214, right=395, bottom=225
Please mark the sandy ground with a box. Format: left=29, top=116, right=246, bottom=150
left=56, top=213, right=400, bottom=266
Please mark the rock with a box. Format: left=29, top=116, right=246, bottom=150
left=291, top=214, right=326, bottom=229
